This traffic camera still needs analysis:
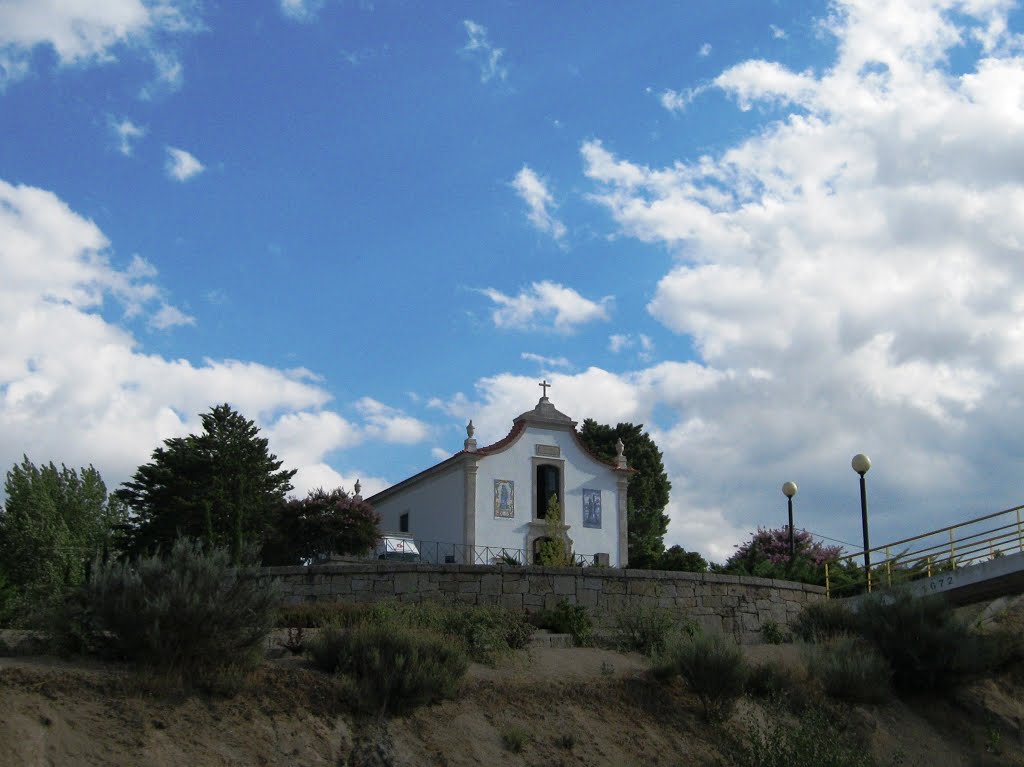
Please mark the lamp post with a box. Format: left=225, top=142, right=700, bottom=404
left=851, top=454, right=872, bottom=583
left=782, top=481, right=798, bottom=559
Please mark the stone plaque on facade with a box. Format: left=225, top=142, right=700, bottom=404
left=535, top=444, right=561, bottom=458
left=494, top=479, right=514, bottom=518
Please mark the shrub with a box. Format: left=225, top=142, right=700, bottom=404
left=653, top=631, right=748, bottom=721
left=761, top=620, right=785, bottom=645
left=733, top=707, right=888, bottom=767
left=856, top=591, right=1000, bottom=691
left=54, top=538, right=279, bottom=681
left=746, top=658, right=803, bottom=702
left=276, top=601, right=371, bottom=629
left=792, top=600, right=858, bottom=643
left=613, top=602, right=694, bottom=656
left=804, top=636, right=891, bottom=703
left=501, top=726, right=528, bottom=753
left=533, top=599, right=593, bottom=646
left=307, top=601, right=531, bottom=666
left=308, top=621, right=467, bottom=715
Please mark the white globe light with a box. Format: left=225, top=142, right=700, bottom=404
left=782, top=481, right=798, bottom=498
left=851, top=453, right=872, bottom=475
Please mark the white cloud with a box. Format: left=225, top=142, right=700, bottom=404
left=575, top=0, right=1024, bottom=559
left=770, top=24, right=788, bottom=40
left=608, top=333, right=655, bottom=361
left=699, top=42, right=712, bottom=57
left=149, top=303, right=195, bottom=330
left=165, top=146, right=204, bottom=182
left=462, top=19, right=507, bottom=83
left=0, top=0, right=199, bottom=89
left=279, top=0, right=326, bottom=22
left=608, top=334, right=632, bottom=354
left=356, top=397, right=430, bottom=444
left=659, top=86, right=707, bottom=113
left=511, top=165, right=566, bottom=240
left=520, top=352, right=571, bottom=369
left=430, top=447, right=451, bottom=461
left=0, top=178, right=436, bottom=514
left=110, top=117, right=146, bottom=156
left=480, top=281, right=613, bottom=333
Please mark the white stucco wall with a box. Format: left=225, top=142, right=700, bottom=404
left=474, top=425, right=622, bottom=566
left=372, top=463, right=466, bottom=552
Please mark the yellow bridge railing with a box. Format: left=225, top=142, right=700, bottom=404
left=825, top=503, right=1024, bottom=599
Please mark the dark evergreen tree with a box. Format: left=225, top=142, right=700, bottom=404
left=117, top=404, right=295, bottom=561
left=578, top=419, right=671, bottom=568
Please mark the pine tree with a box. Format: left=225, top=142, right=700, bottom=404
left=117, top=404, right=295, bottom=561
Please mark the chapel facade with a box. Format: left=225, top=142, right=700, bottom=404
left=366, top=388, right=632, bottom=567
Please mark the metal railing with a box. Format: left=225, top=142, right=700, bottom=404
left=825, top=503, right=1024, bottom=598
left=405, top=539, right=599, bottom=567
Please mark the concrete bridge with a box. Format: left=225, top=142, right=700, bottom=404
left=826, top=503, right=1024, bottom=605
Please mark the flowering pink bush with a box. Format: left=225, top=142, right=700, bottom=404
left=719, top=527, right=843, bottom=585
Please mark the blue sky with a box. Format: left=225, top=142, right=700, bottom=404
left=3, top=0, right=1024, bottom=562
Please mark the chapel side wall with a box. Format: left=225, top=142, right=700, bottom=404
left=474, top=425, right=621, bottom=565
left=371, top=465, right=465, bottom=552
left=263, top=564, right=825, bottom=644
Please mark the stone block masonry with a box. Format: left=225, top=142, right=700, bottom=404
left=259, top=563, right=825, bottom=644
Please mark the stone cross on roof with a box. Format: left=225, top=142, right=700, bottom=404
left=539, top=379, right=551, bottom=398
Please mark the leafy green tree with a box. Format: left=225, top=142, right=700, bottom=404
left=656, top=545, right=708, bottom=573
left=578, top=420, right=671, bottom=568
left=117, top=404, right=295, bottom=562
left=0, top=456, right=126, bottom=622
left=264, top=487, right=381, bottom=565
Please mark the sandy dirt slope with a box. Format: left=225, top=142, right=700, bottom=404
left=2, top=643, right=1024, bottom=766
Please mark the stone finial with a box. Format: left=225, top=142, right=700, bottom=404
left=464, top=420, right=478, bottom=452
left=615, top=438, right=627, bottom=469
left=353, top=479, right=362, bottom=499
left=467, top=420, right=475, bottom=438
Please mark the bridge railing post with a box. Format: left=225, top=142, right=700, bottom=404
left=825, top=562, right=830, bottom=599
left=885, top=546, right=892, bottom=588
left=1018, top=508, right=1023, bottom=554
left=949, top=529, right=956, bottom=569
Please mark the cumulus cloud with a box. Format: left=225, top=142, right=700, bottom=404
left=165, top=146, right=204, bottom=181
left=462, top=19, right=507, bottom=83
left=573, top=0, right=1024, bottom=558
left=0, top=0, right=199, bottom=89
left=480, top=281, right=613, bottom=333
left=511, top=165, right=567, bottom=240
left=0, top=178, right=417, bottom=507
left=356, top=397, right=431, bottom=444
left=699, top=42, right=712, bottom=57
left=770, top=24, right=787, bottom=39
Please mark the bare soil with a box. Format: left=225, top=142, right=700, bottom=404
left=2, top=631, right=1024, bottom=765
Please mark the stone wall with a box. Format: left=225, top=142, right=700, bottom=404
left=262, top=563, right=825, bottom=644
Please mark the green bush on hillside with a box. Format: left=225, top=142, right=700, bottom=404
left=53, top=538, right=279, bottom=681
left=308, top=621, right=467, bottom=715
left=804, top=636, right=891, bottom=703
left=653, top=630, right=748, bottom=721
left=612, top=602, right=695, bottom=656
left=533, top=599, right=593, bottom=646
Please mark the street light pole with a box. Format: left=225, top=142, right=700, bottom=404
left=782, top=481, right=798, bottom=559
left=851, top=453, right=872, bottom=586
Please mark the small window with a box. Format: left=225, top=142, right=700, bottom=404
left=399, top=512, right=409, bottom=533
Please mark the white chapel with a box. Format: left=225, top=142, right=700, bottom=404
left=366, top=384, right=632, bottom=567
